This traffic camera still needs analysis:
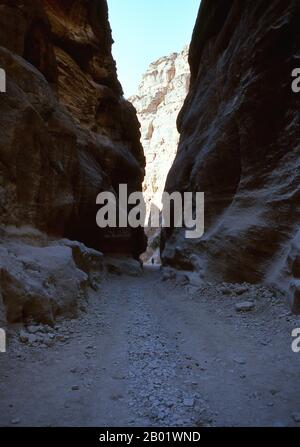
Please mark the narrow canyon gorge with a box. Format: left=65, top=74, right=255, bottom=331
left=0, top=0, right=300, bottom=429
left=130, top=46, right=190, bottom=262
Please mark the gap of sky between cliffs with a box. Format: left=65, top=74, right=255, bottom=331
left=107, top=0, right=200, bottom=97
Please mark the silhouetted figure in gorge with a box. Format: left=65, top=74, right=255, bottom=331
left=131, top=228, right=146, bottom=272
left=151, top=258, right=154, bottom=265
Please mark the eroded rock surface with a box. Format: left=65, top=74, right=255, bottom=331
left=161, top=0, right=300, bottom=310
left=0, top=226, right=103, bottom=325
left=130, top=47, right=189, bottom=261
left=0, top=0, right=146, bottom=323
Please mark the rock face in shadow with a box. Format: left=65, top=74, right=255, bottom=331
left=0, top=0, right=146, bottom=254
left=130, top=48, right=190, bottom=262
left=0, top=0, right=146, bottom=324
left=161, top=1, right=300, bottom=309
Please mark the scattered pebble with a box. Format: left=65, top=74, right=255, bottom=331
left=183, top=398, right=195, bottom=408
left=235, top=301, right=255, bottom=312
left=233, top=357, right=246, bottom=365
left=234, top=286, right=249, bottom=295
left=270, top=389, right=280, bottom=396
left=219, top=287, right=231, bottom=295
left=11, top=418, right=21, bottom=425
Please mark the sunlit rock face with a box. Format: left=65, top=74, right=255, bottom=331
left=161, top=0, right=300, bottom=310
left=0, top=0, right=146, bottom=323
left=130, top=47, right=190, bottom=261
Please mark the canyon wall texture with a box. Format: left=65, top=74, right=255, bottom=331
left=161, top=0, right=300, bottom=311
left=0, top=0, right=146, bottom=325
left=130, top=47, right=190, bottom=261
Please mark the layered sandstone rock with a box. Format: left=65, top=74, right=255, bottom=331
left=0, top=0, right=146, bottom=324
left=161, top=0, right=300, bottom=310
left=130, top=47, right=190, bottom=261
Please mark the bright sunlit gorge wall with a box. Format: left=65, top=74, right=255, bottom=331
left=108, top=0, right=200, bottom=97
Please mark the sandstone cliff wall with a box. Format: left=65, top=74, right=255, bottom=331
left=0, top=0, right=146, bottom=325
left=162, top=0, right=300, bottom=311
left=130, top=47, right=190, bottom=261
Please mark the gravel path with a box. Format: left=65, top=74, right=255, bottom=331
left=0, top=265, right=300, bottom=427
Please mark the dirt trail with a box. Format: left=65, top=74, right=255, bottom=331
left=0, top=266, right=300, bottom=427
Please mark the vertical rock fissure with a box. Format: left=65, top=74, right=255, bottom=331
left=130, top=47, right=190, bottom=262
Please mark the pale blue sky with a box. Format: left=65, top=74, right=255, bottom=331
left=108, top=0, right=200, bottom=97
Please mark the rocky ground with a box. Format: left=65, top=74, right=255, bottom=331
left=0, top=265, right=300, bottom=427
